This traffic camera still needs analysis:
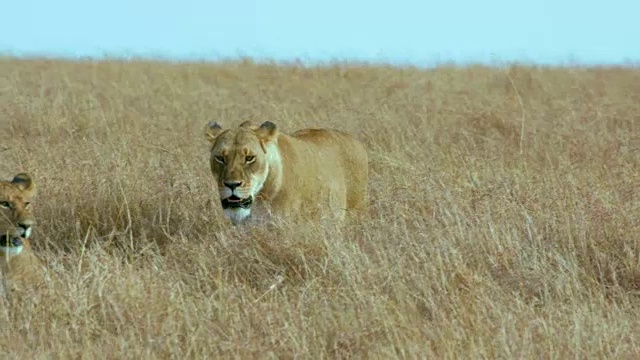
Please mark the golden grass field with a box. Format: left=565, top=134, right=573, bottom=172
left=1, top=57, right=640, bottom=358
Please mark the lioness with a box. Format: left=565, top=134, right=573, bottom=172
left=0, top=173, right=44, bottom=294
left=204, top=120, right=368, bottom=225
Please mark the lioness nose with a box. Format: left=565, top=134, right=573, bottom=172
left=224, top=181, right=243, bottom=190
left=17, top=222, right=32, bottom=238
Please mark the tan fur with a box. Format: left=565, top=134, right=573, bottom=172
left=204, top=121, right=368, bottom=225
left=0, top=173, right=45, bottom=295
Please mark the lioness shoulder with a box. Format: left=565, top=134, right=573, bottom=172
left=204, top=120, right=368, bottom=225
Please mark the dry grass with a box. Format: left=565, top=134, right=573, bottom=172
left=1, top=57, right=640, bottom=358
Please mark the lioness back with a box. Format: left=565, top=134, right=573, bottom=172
left=204, top=121, right=369, bottom=225
left=290, top=128, right=368, bottom=210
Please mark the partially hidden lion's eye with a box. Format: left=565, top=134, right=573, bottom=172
left=24, top=202, right=31, bottom=209
left=214, top=155, right=225, bottom=165
left=245, top=155, right=255, bottom=164
left=0, top=201, right=11, bottom=209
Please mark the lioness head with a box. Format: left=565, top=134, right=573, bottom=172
left=0, top=173, right=36, bottom=256
left=204, top=121, right=279, bottom=224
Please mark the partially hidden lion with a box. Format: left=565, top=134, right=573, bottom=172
left=204, top=120, right=369, bottom=225
left=0, top=173, right=45, bottom=295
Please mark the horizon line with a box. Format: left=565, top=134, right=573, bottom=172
left=1, top=49, right=639, bottom=69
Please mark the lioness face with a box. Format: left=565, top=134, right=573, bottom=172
left=0, top=174, right=36, bottom=257
left=204, top=121, right=278, bottom=224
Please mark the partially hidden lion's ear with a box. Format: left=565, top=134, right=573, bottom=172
left=255, top=121, right=278, bottom=153
left=11, top=173, right=36, bottom=197
left=204, top=121, right=223, bottom=142
left=254, top=121, right=278, bottom=142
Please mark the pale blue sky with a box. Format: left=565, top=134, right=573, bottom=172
left=1, top=0, right=638, bottom=66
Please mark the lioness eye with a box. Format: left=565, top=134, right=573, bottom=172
left=0, top=201, right=11, bottom=209
left=214, top=155, right=225, bottom=164
left=24, top=202, right=31, bottom=209
left=245, top=155, right=255, bottom=163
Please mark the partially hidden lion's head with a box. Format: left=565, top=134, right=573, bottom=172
left=0, top=173, right=36, bottom=256
left=204, top=121, right=279, bottom=224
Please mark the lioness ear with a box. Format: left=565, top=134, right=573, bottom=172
left=204, top=121, right=223, bottom=142
left=11, top=173, right=36, bottom=196
left=254, top=121, right=278, bottom=142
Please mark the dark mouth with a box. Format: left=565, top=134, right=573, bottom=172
left=221, top=195, right=253, bottom=209
left=0, top=235, right=23, bottom=248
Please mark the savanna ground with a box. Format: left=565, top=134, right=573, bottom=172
left=1, top=57, right=640, bottom=359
